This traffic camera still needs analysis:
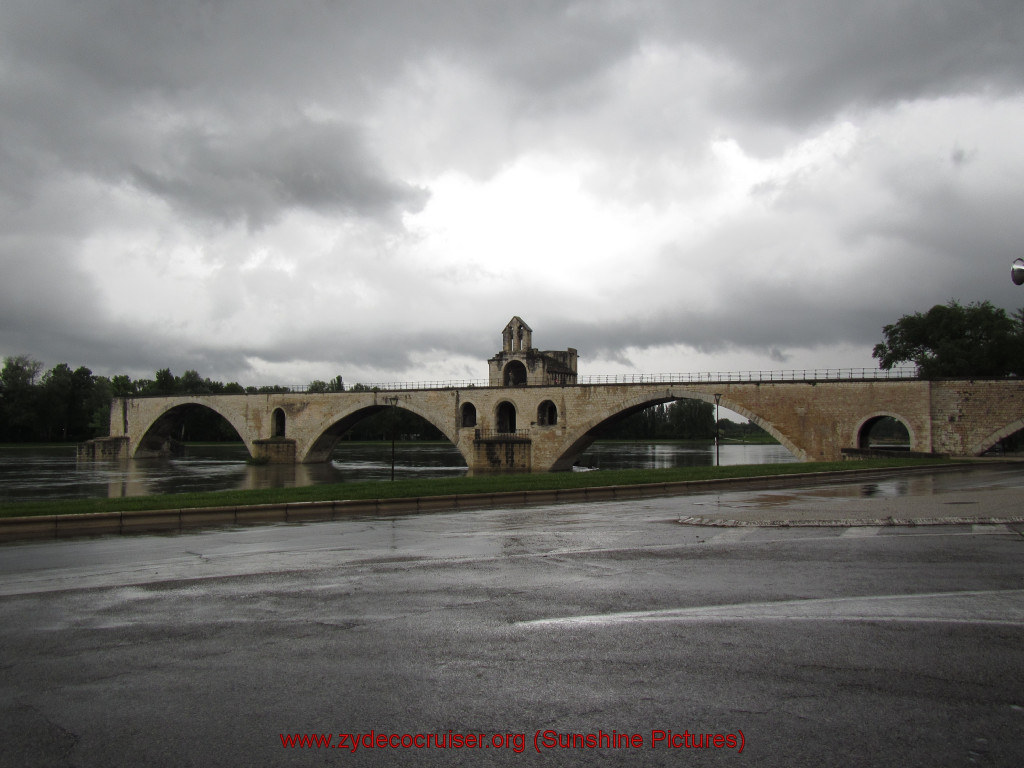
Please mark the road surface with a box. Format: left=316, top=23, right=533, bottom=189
left=1, top=465, right=1022, bottom=766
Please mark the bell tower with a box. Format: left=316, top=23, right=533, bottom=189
left=488, top=317, right=578, bottom=387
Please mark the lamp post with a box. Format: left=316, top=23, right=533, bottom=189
left=386, top=396, right=399, bottom=481
left=1013, top=258, right=1024, bottom=285
left=713, top=393, right=722, bottom=467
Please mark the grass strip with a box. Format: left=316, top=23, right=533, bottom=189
left=0, top=457, right=952, bottom=519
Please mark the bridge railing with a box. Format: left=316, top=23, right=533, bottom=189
left=326, top=367, right=919, bottom=391
left=128, top=367, right=920, bottom=396
left=472, top=429, right=532, bottom=441
left=576, top=367, right=919, bottom=385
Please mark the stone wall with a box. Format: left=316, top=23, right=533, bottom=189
left=930, top=379, right=1024, bottom=455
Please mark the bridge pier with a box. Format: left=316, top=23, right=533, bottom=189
left=252, top=438, right=297, bottom=464
left=470, top=431, right=532, bottom=473
left=77, top=436, right=131, bottom=462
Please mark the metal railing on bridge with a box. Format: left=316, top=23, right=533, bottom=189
left=472, top=429, right=532, bottom=441
left=575, top=367, right=919, bottom=385
left=131, top=367, right=919, bottom=396
left=288, top=366, right=919, bottom=392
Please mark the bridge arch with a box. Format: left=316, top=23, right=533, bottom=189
left=298, top=397, right=465, bottom=465
left=547, top=390, right=803, bottom=471
left=134, top=400, right=254, bottom=459
left=854, top=412, right=914, bottom=451
left=968, top=416, right=1024, bottom=456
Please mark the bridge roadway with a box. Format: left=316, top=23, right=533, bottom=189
left=89, top=373, right=1024, bottom=472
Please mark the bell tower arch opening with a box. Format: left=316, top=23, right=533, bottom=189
left=503, top=361, right=528, bottom=386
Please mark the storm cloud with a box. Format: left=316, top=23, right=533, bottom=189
left=2, top=0, right=1023, bottom=385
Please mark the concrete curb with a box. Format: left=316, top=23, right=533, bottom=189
left=677, top=515, right=1024, bottom=528
left=0, top=461, right=1008, bottom=544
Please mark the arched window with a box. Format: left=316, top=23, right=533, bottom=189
left=503, top=361, right=528, bottom=386
left=537, top=400, right=557, bottom=426
left=496, top=402, right=517, bottom=433
left=272, top=408, right=286, bottom=438
left=461, top=402, right=477, bottom=428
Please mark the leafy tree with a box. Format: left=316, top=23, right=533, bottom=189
left=873, top=300, right=1024, bottom=378
left=596, top=399, right=715, bottom=440
left=88, top=376, right=114, bottom=436
left=179, top=369, right=209, bottom=395
left=151, top=368, right=178, bottom=395
left=110, top=375, right=138, bottom=397
left=0, top=355, right=44, bottom=441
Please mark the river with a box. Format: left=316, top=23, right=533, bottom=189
left=0, top=441, right=796, bottom=503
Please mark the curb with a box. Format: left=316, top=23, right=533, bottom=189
left=677, top=515, right=1024, bottom=528
left=0, top=461, right=1008, bottom=544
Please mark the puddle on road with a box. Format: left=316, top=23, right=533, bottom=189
left=724, top=478, right=924, bottom=509
left=695, top=466, right=1024, bottom=512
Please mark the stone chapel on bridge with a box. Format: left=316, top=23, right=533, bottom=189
left=487, top=316, right=578, bottom=387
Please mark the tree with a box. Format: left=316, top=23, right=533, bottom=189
left=110, top=375, right=137, bottom=397
left=873, top=300, right=1024, bottom=378
left=151, top=368, right=178, bottom=395
left=0, top=355, right=44, bottom=441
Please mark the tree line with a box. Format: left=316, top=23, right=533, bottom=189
left=0, top=358, right=308, bottom=443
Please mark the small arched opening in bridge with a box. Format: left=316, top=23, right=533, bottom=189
left=857, top=415, right=911, bottom=451
left=303, top=404, right=468, bottom=476
left=271, top=408, right=286, bottom=438
left=503, top=361, right=527, bottom=386
left=136, top=403, right=246, bottom=459
left=556, top=396, right=798, bottom=471
left=496, top=401, right=517, bottom=433
left=537, top=400, right=557, bottom=426
left=461, top=403, right=477, bottom=428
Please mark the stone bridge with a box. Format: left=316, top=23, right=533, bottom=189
left=80, top=318, right=1024, bottom=473
left=87, top=376, right=1024, bottom=473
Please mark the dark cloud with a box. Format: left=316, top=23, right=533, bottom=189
left=129, top=120, right=428, bottom=228
left=2, top=1, right=1023, bottom=384
left=655, top=1, right=1024, bottom=128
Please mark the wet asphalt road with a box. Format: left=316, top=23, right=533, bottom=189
left=1, top=466, right=1023, bottom=767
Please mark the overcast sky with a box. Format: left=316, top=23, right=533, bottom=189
left=2, top=0, right=1023, bottom=386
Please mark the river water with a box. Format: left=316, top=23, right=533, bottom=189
left=0, top=441, right=796, bottom=503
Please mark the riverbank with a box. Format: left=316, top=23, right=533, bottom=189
left=5, top=457, right=1008, bottom=543
left=0, top=457, right=945, bottom=519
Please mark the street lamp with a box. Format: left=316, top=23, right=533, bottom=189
left=386, top=396, right=399, bottom=481
left=713, top=393, right=722, bottom=467
left=1013, top=258, right=1024, bottom=286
